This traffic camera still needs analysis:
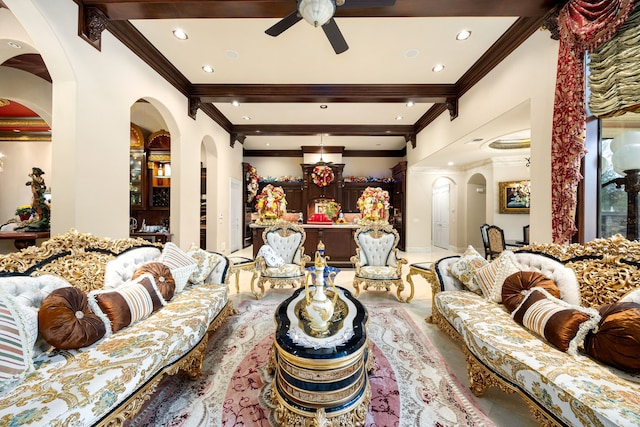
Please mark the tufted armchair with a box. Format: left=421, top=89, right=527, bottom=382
left=251, top=222, right=311, bottom=299
left=351, top=223, right=409, bottom=302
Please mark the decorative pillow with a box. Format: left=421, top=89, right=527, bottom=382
left=502, top=271, right=561, bottom=313
left=257, top=245, right=285, bottom=268
left=132, top=262, right=175, bottom=301
left=512, top=287, right=600, bottom=355
left=88, top=275, right=164, bottom=335
left=103, top=246, right=162, bottom=288
left=38, top=287, right=106, bottom=350
left=447, top=245, right=488, bottom=293
left=620, top=288, right=640, bottom=304
left=473, top=250, right=521, bottom=303
left=584, top=302, right=640, bottom=372
left=158, top=242, right=198, bottom=293
left=187, top=246, right=222, bottom=286
left=514, top=253, right=580, bottom=305
left=0, top=286, right=37, bottom=393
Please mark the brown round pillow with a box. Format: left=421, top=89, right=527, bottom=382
left=38, top=287, right=106, bottom=349
left=132, top=262, right=175, bottom=302
left=584, top=302, right=640, bottom=373
left=502, top=271, right=560, bottom=313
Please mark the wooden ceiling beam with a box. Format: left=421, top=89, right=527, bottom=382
left=78, top=0, right=566, bottom=20
left=233, top=124, right=414, bottom=137
left=194, top=84, right=454, bottom=104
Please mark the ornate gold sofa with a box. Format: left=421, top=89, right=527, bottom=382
left=0, top=230, right=236, bottom=426
left=427, top=235, right=640, bottom=426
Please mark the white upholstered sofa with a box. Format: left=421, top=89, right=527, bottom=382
left=0, top=230, right=235, bottom=426
left=428, top=235, right=640, bottom=427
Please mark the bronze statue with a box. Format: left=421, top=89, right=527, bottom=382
left=21, top=167, right=50, bottom=231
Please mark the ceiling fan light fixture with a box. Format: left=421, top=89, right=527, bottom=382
left=298, top=0, right=336, bottom=27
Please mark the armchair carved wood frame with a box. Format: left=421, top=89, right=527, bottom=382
left=350, top=222, right=409, bottom=302
left=251, top=221, right=311, bottom=299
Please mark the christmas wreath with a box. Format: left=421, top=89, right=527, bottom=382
left=312, top=165, right=334, bottom=187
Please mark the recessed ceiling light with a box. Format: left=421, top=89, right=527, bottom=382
left=265, top=142, right=270, bottom=146
left=406, top=101, right=414, bottom=108
left=447, top=161, right=454, bottom=166
left=172, top=29, right=188, bottom=40
left=456, top=30, right=472, bottom=41
left=432, top=64, right=445, bottom=73
left=202, top=65, right=214, bottom=73
left=232, top=100, right=240, bottom=107
left=225, top=50, right=240, bottom=59
left=395, top=116, right=403, bottom=121
left=320, top=105, right=328, bottom=109
left=242, top=116, right=251, bottom=121
left=405, top=48, right=419, bottom=58
left=8, top=41, right=22, bottom=49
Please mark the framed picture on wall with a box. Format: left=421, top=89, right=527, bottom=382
left=499, top=181, right=530, bottom=214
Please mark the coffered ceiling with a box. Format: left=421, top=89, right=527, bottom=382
left=2, top=0, right=565, bottom=163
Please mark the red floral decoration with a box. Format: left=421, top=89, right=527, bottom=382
left=311, top=165, right=334, bottom=187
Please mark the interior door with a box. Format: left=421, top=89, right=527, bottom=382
left=432, top=183, right=450, bottom=249
left=229, top=178, right=242, bottom=253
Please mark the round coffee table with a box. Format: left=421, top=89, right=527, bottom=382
left=269, top=286, right=372, bottom=426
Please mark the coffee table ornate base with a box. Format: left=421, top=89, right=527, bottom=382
left=269, top=286, right=371, bottom=427
left=271, top=381, right=371, bottom=427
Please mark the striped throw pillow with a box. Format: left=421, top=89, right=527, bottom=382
left=89, top=275, right=163, bottom=335
left=0, top=287, right=36, bottom=393
left=512, top=287, right=600, bottom=355
left=473, top=250, right=521, bottom=303
left=159, top=242, right=198, bottom=292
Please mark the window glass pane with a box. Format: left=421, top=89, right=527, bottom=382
left=599, top=112, right=640, bottom=238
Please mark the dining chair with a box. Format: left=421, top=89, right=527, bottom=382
left=485, top=225, right=507, bottom=260
left=480, top=223, right=491, bottom=260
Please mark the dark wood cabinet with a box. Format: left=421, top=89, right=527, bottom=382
left=391, top=161, right=407, bottom=251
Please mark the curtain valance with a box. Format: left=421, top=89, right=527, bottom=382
left=588, top=4, right=640, bottom=118
left=551, top=0, right=634, bottom=244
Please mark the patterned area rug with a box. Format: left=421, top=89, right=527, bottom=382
left=127, top=301, right=495, bottom=427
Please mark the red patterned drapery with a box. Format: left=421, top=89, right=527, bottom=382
left=551, top=0, right=635, bottom=244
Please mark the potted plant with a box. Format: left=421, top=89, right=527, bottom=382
left=16, top=204, right=32, bottom=221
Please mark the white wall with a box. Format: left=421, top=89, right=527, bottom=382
left=405, top=30, right=557, bottom=252
left=4, top=0, right=242, bottom=253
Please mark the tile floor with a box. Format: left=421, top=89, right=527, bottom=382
left=227, top=245, right=538, bottom=427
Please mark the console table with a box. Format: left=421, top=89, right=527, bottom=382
left=0, top=231, right=50, bottom=250
left=269, top=286, right=372, bottom=426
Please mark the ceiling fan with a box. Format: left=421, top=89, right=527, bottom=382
left=265, top=0, right=396, bottom=54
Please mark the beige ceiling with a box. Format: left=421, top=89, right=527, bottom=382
left=130, top=16, right=523, bottom=155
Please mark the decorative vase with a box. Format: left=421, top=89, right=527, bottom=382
left=19, top=214, right=30, bottom=221
left=304, top=241, right=337, bottom=335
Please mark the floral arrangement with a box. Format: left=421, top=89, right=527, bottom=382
left=312, top=165, right=334, bottom=187
left=255, top=184, right=287, bottom=223
left=514, top=181, right=531, bottom=207
left=15, top=205, right=32, bottom=216
left=322, top=199, right=342, bottom=221
left=357, top=187, right=391, bottom=222
left=246, top=164, right=259, bottom=203
left=343, top=176, right=395, bottom=183
left=259, top=176, right=302, bottom=183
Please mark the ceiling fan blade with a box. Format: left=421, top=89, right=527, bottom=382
left=338, top=0, right=396, bottom=9
left=265, top=11, right=302, bottom=37
left=322, top=18, right=349, bottom=54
